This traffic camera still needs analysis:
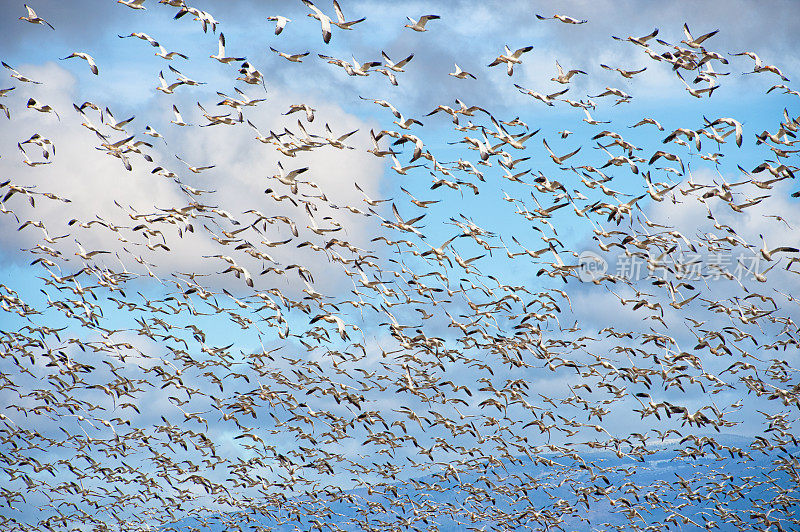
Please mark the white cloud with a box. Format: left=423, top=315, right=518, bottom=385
left=2, top=3, right=800, bottom=530
left=0, top=62, right=388, bottom=301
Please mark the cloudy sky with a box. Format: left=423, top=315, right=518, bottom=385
left=1, top=1, right=799, bottom=530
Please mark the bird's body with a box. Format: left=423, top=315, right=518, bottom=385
left=20, top=4, right=55, bottom=29
left=156, top=71, right=183, bottom=94
left=271, top=47, right=309, bottom=63
left=155, top=46, right=188, bottom=60
left=117, top=0, right=147, bottom=9
left=26, top=98, right=59, bottom=120
left=303, top=0, right=334, bottom=43
left=450, top=64, right=476, bottom=80
left=170, top=105, right=190, bottom=126
left=551, top=60, right=586, bottom=84
left=271, top=162, right=309, bottom=194
left=61, top=52, right=99, bottom=75
left=267, top=15, right=291, bottom=35
left=405, top=14, right=440, bottom=32
left=489, top=45, right=533, bottom=76
left=210, top=34, right=245, bottom=63
left=331, top=0, right=365, bottom=29
left=536, top=13, right=587, bottom=24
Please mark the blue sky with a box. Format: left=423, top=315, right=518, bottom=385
left=1, top=1, right=800, bottom=530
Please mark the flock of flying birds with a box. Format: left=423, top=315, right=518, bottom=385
left=2, top=1, right=800, bottom=531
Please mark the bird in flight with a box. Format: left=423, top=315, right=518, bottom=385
left=405, top=14, right=440, bottom=32
left=19, top=4, right=54, bottom=29
left=60, top=52, right=99, bottom=75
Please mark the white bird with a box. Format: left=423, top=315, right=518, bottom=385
left=322, top=123, right=358, bottom=149
left=210, top=33, right=245, bottom=63
left=582, top=107, right=610, bottom=125
left=155, top=45, right=188, bottom=60
left=167, top=65, right=204, bottom=86
left=156, top=71, right=183, bottom=93
left=217, top=87, right=266, bottom=108
left=284, top=103, right=315, bottom=122
left=19, top=133, right=55, bottom=157
left=734, top=51, right=791, bottom=81
left=591, top=86, right=632, bottom=100
left=26, top=98, right=59, bottom=120
left=375, top=68, right=398, bottom=86
left=455, top=99, right=489, bottom=116
left=551, top=60, right=585, bottom=84
left=630, top=117, right=664, bottom=131
left=18, top=143, right=51, bottom=167
left=20, top=4, right=54, bottom=29
left=2, top=62, right=41, bottom=84
left=302, top=0, right=334, bottom=44
left=103, top=107, right=135, bottom=131
left=381, top=51, right=414, bottom=72
left=143, top=125, right=164, bottom=141
left=354, top=181, right=391, bottom=205
left=542, top=138, right=581, bottom=165
left=405, top=14, right=440, bottom=32
left=118, top=32, right=159, bottom=46
left=176, top=155, right=215, bottom=174
left=271, top=162, right=309, bottom=194
left=681, top=23, right=718, bottom=49
left=449, top=64, right=476, bottom=80
left=390, top=155, right=424, bottom=175
left=388, top=203, right=426, bottom=236
left=310, top=313, right=349, bottom=340
left=349, top=55, right=381, bottom=76
left=676, top=71, right=718, bottom=98
left=204, top=255, right=254, bottom=287
left=75, top=240, right=112, bottom=260
left=170, top=105, right=190, bottom=126
left=331, top=0, right=365, bottom=30
left=535, top=13, right=587, bottom=24
left=514, top=84, right=569, bottom=106
left=758, top=234, right=799, bottom=261
left=267, top=15, right=291, bottom=35
left=117, top=0, right=147, bottom=9
left=270, top=47, right=309, bottom=63
left=393, top=114, right=423, bottom=130
left=61, top=52, right=99, bottom=75
left=174, top=6, right=219, bottom=33
left=612, top=27, right=659, bottom=47
left=98, top=136, right=135, bottom=171
left=648, top=150, right=684, bottom=174
left=705, top=117, right=743, bottom=147
left=601, top=63, right=647, bottom=79
left=359, top=96, right=402, bottom=118
left=488, top=45, right=533, bottom=76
